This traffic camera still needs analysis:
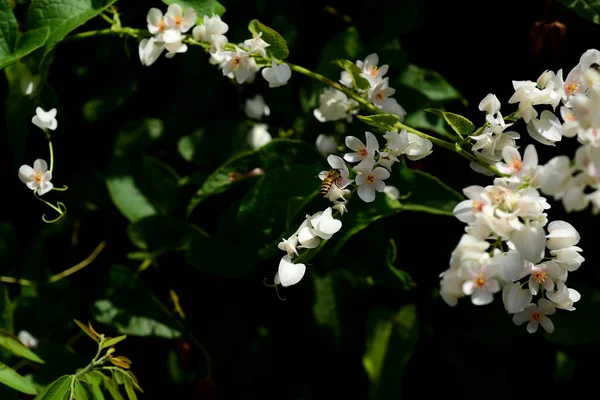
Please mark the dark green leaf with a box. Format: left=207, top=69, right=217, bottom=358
left=37, top=375, right=71, bottom=399
left=92, top=266, right=182, bottom=339
left=331, top=59, right=370, bottom=90
left=426, top=108, right=475, bottom=137
left=0, top=333, right=44, bottom=363
left=0, top=27, right=50, bottom=70
left=404, top=109, right=457, bottom=141
left=398, top=64, right=464, bottom=104
left=187, top=139, right=322, bottom=216
left=557, top=0, right=600, bottom=24
left=73, top=379, right=94, bottom=400
left=363, top=305, right=419, bottom=399
left=0, top=0, right=18, bottom=57
left=101, top=374, right=124, bottom=400
left=123, top=375, right=137, bottom=400
left=248, top=19, right=289, bottom=60
left=81, top=372, right=105, bottom=400
left=25, top=0, right=118, bottom=74
left=357, top=114, right=399, bottom=132
left=0, top=360, right=38, bottom=394
left=162, top=0, right=225, bottom=21
left=127, top=216, right=194, bottom=252
left=316, top=27, right=363, bottom=79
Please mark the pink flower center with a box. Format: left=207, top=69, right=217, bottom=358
left=369, top=66, right=378, bottom=77
left=565, top=81, right=581, bottom=95
left=358, top=147, right=368, bottom=157
left=366, top=173, right=376, bottom=184
left=531, top=312, right=541, bottom=322
left=512, top=159, right=523, bottom=171
left=534, top=271, right=548, bottom=284
left=472, top=201, right=483, bottom=213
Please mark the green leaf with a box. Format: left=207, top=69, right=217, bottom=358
left=106, top=156, right=179, bottom=223
left=0, top=0, right=18, bottom=57
left=404, top=109, right=457, bottom=141
left=331, top=59, right=370, bottom=90
left=162, top=0, right=225, bottom=21
left=316, top=26, right=363, bottom=79
left=0, top=27, right=50, bottom=70
left=425, top=108, right=474, bottom=137
left=37, top=375, right=72, bottom=399
left=363, top=305, right=419, bottom=399
left=398, top=64, right=464, bottom=104
left=102, top=334, right=127, bottom=349
left=73, top=319, right=100, bottom=342
left=0, top=360, right=38, bottom=394
left=187, top=164, right=322, bottom=277
left=248, top=19, right=289, bottom=60
left=25, top=0, right=118, bottom=73
left=557, top=0, right=600, bottom=24
left=127, top=216, right=193, bottom=253
left=81, top=371, right=105, bottom=400
left=101, top=375, right=124, bottom=400
left=73, top=379, right=94, bottom=400
left=92, top=266, right=182, bottom=339
left=0, top=333, right=44, bottom=364
left=187, top=139, right=322, bottom=216
left=357, top=114, right=399, bottom=132
left=123, top=375, right=137, bottom=400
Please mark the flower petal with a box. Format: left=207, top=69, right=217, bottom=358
left=345, top=136, right=365, bottom=152
left=357, top=184, right=376, bottom=203
left=33, top=159, right=48, bottom=173
left=18, top=165, right=34, bottom=183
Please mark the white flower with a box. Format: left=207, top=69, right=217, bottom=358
left=550, top=246, right=584, bottom=271
left=146, top=8, right=167, bottom=36
left=546, top=221, right=580, bottom=251
left=384, top=130, right=409, bottom=155
left=164, top=4, right=196, bottom=33
left=495, top=145, right=538, bottom=182
left=261, top=59, right=291, bottom=88
left=376, top=151, right=399, bottom=170
left=526, top=110, right=562, bottom=146
left=332, top=202, right=348, bottom=215
left=220, top=46, right=257, bottom=84
left=546, top=281, right=581, bottom=311
left=278, top=235, right=298, bottom=257
left=17, top=331, right=38, bottom=349
left=344, top=131, right=378, bottom=163
left=244, top=94, right=270, bottom=120
left=526, top=261, right=563, bottom=295
left=164, top=39, right=188, bottom=58
left=138, top=37, right=165, bottom=66
left=312, top=207, right=342, bottom=239
left=358, top=53, right=389, bottom=87
left=354, top=159, right=390, bottom=203
left=461, top=263, right=500, bottom=306
left=31, top=107, right=57, bottom=131
left=244, top=32, right=270, bottom=57
left=297, top=222, right=320, bottom=249
left=314, top=88, right=358, bottom=122
left=453, top=185, right=489, bottom=224
left=478, top=93, right=501, bottom=115
left=192, top=14, right=228, bottom=43
left=512, top=299, right=556, bottom=333
left=318, top=155, right=353, bottom=189
left=315, top=134, right=337, bottom=157
left=449, top=234, right=490, bottom=269
left=403, top=133, right=433, bottom=161
left=439, top=268, right=465, bottom=307
left=380, top=98, right=406, bottom=120
left=538, top=156, right=572, bottom=196
left=510, top=222, right=546, bottom=264
left=508, top=80, right=539, bottom=123
left=502, top=282, right=532, bottom=314
left=368, top=78, right=395, bottom=106
left=277, top=255, right=306, bottom=287
left=18, top=159, right=53, bottom=195
left=247, top=123, right=271, bottom=149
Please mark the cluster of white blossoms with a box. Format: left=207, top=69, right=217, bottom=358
left=141, top=4, right=292, bottom=88
left=442, top=143, right=584, bottom=333
left=314, top=54, right=406, bottom=123
left=18, top=107, right=58, bottom=196
left=244, top=94, right=272, bottom=150
left=471, top=49, right=600, bottom=214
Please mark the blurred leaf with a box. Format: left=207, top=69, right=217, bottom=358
left=0, top=334, right=44, bottom=364
left=73, top=379, right=94, bottom=400
left=81, top=371, right=106, bottom=400
left=312, top=274, right=341, bottom=346
left=127, top=216, right=194, bottom=253
left=123, top=374, right=138, bottom=400
left=0, top=0, right=17, bottom=56
left=316, top=26, right=363, bottom=82
left=248, top=19, right=289, bottom=60
left=162, top=0, right=225, bottom=20
left=106, top=156, right=179, bottom=222
left=331, top=59, right=370, bottom=90
left=426, top=108, right=474, bottom=137
left=0, top=360, right=38, bottom=394
left=270, top=15, right=297, bottom=51
left=187, top=164, right=321, bottom=277
left=398, top=64, right=464, bottom=105
left=25, top=0, right=118, bottom=74
left=92, top=266, right=182, bottom=339
left=357, top=114, right=399, bottom=132
left=101, top=374, right=125, bottom=400
left=0, top=27, right=50, bottom=71
left=102, top=335, right=127, bottom=349
left=554, top=350, right=576, bottom=381
left=363, top=304, right=419, bottom=399
left=36, top=375, right=72, bottom=399
left=187, top=139, right=322, bottom=216
left=404, top=109, right=457, bottom=141
left=109, top=355, right=132, bottom=369
left=558, top=0, right=600, bottom=24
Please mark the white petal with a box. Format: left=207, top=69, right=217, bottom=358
left=526, top=320, right=539, bottom=333
left=33, top=159, right=48, bottom=173
left=373, top=167, right=390, bottom=180
left=365, top=131, right=379, bottom=152
left=453, top=200, right=475, bottom=223
left=539, top=316, right=554, bottom=333
left=278, top=256, right=306, bottom=287
left=357, top=184, right=376, bottom=203
left=345, top=136, right=365, bottom=152
left=510, top=225, right=545, bottom=263
left=18, top=165, right=34, bottom=183
left=37, top=181, right=53, bottom=196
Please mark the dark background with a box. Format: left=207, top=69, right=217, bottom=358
left=2, top=0, right=600, bottom=399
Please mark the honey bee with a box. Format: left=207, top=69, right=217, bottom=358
left=320, top=169, right=342, bottom=196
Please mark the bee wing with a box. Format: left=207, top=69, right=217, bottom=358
left=317, top=170, right=328, bottom=181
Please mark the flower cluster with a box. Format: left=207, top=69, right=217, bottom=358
left=441, top=144, right=584, bottom=333
left=140, top=5, right=292, bottom=88
left=140, top=4, right=196, bottom=65
left=244, top=95, right=272, bottom=149
left=314, top=53, right=406, bottom=123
